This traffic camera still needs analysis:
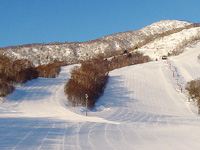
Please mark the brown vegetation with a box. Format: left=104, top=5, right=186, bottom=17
left=36, top=61, right=68, bottom=78
left=64, top=60, right=109, bottom=109
left=0, top=55, right=68, bottom=97
left=0, top=55, right=38, bottom=96
left=107, top=52, right=150, bottom=70
left=0, top=82, right=15, bottom=97
left=0, top=56, right=38, bottom=84
left=186, top=78, right=200, bottom=105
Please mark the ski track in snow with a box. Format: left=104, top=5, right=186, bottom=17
left=1, top=44, right=200, bottom=149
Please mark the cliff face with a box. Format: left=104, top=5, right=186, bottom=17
left=0, top=20, right=195, bottom=66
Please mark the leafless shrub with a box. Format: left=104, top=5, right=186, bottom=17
left=108, top=52, right=150, bottom=70
left=198, top=54, right=200, bottom=62
left=36, top=61, right=68, bottom=78
left=103, top=50, right=123, bottom=58
left=186, top=78, right=200, bottom=105
left=0, top=82, right=15, bottom=97
left=0, top=56, right=38, bottom=84
left=0, top=55, right=38, bottom=97
left=64, top=60, right=109, bottom=109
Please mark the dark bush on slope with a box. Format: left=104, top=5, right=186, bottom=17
left=107, top=52, right=150, bottom=70
left=198, top=54, right=200, bottom=62
left=0, top=82, right=15, bottom=97
left=0, top=56, right=38, bottom=96
left=186, top=78, right=200, bottom=105
left=36, top=61, right=68, bottom=78
left=64, top=60, right=109, bottom=109
left=0, top=54, right=68, bottom=97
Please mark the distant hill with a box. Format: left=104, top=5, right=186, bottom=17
left=0, top=20, right=199, bottom=66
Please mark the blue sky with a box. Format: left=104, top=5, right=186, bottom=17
left=0, top=0, right=199, bottom=47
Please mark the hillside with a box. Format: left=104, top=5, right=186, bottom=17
left=1, top=20, right=200, bottom=149
left=138, top=26, right=200, bottom=59
left=0, top=37, right=200, bottom=149
left=0, top=20, right=197, bottom=66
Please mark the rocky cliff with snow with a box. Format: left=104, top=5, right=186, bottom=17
left=0, top=20, right=199, bottom=66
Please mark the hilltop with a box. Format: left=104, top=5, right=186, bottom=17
left=0, top=20, right=199, bottom=66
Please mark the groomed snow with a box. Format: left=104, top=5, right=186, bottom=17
left=0, top=41, right=200, bottom=149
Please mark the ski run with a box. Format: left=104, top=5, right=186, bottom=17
left=1, top=41, right=200, bottom=149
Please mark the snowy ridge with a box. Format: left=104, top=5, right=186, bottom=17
left=0, top=20, right=194, bottom=66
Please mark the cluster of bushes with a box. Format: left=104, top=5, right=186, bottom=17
left=64, top=60, right=109, bottom=109
left=186, top=78, right=200, bottom=105
left=107, top=51, right=150, bottom=70
left=198, top=54, right=200, bottom=62
left=0, top=56, right=38, bottom=96
left=65, top=50, right=150, bottom=109
left=0, top=55, right=67, bottom=97
left=36, top=61, right=68, bottom=78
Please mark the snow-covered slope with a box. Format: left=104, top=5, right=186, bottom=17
left=171, top=41, right=200, bottom=82
left=0, top=40, right=200, bottom=149
left=138, top=27, right=200, bottom=60
left=0, top=20, right=195, bottom=66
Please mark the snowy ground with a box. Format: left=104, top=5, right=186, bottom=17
left=0, top=42, right=200, bottom=149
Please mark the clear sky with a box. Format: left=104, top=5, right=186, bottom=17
left=0, top=0, right=200, bottom=47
